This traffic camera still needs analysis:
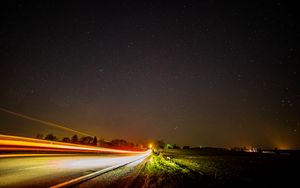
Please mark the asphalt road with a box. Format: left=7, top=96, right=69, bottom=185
left=0, top=153, right=149, bottom=188
left=75, top=156, right=149, bottom=188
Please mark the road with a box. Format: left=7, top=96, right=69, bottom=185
left=0, top=152, right=150, bottom=188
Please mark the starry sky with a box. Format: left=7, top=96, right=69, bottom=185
left=0, top=1, right=299, bottom=149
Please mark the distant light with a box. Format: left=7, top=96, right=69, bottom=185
left=149, top=144, right=152, bottom=149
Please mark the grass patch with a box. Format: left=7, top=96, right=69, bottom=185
left=141, top=152, right=212, bottom=187
left=146, top=153, right=189, bottom=174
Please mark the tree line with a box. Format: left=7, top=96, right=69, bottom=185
left=36, top=133, right=98, bottom=146
left=35, top=133, right=146, bottom=151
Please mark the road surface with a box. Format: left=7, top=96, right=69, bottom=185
left=0, top=152, right=150, bottom=188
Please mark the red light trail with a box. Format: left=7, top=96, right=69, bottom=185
left=0, top=134, right=148, bottom=154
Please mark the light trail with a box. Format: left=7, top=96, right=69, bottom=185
left=0, top=150, right=151, bottom=187
left=0, top=134, right=147, bottom=154
left=0, top=153, right=77, bottom=158
left=0, top=107, right=92, bottom=137
left=0, top=108, right=148, bottom=154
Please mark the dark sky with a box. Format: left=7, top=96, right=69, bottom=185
left=1, top=1, right=299, bottom=149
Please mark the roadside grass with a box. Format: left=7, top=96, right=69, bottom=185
left=140, top=152, right=212, bottom=187
left=146, top=153, right=189, bottom=174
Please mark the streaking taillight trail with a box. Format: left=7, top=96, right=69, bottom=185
left=0, top=134, right=148, bottom=154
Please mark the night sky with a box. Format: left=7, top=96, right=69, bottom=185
left=1, top=1, right=299, bottom=149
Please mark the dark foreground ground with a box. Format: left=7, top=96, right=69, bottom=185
left=76, top=149, right=300, bottom=188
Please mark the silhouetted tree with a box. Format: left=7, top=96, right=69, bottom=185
left=183, top=146, right=190, bottom=149
left=36, top=133, right=43, bottom=139
left=81, top=136, right=93, bottom=144
left=111, top=139, right=128, bottom=146
left=92, top=136, right=98, bottom=146
left=157, top=140, right=165, bottom=149
left=45, top=134, right=56, bottom=141
left=71, top=135, right=78, bottom=143
left=98, top=138, right=105, bottom=147
left=62, top=137, right=71, bottom=142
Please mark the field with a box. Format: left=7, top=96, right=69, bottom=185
left=73, top=148, right=300, bottom=188
left=127, top=149, right=300, bottom=188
